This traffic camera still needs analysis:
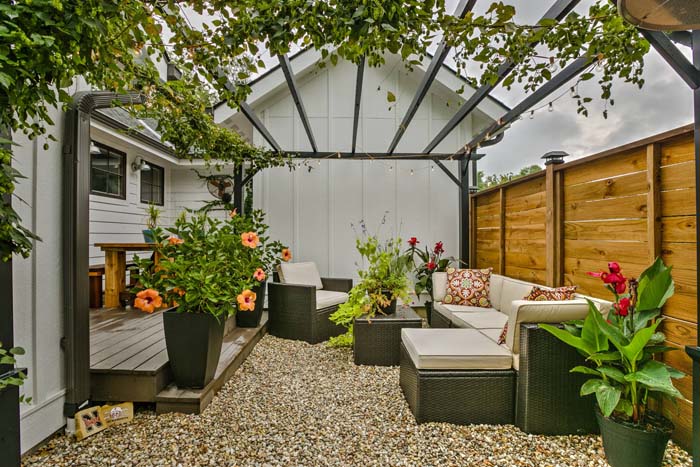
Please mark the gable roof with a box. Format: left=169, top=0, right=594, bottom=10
left=214, top=48, right=510, bottom=127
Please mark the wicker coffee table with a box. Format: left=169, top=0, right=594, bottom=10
left=353, top=306, right=423, bottom=366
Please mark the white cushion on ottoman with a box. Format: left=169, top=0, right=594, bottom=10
left=401, top=328, right=513, bottom=370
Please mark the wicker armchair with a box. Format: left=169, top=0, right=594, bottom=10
left=268, top=263, right=352, bottom=344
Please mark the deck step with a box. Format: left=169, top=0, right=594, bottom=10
left=155, top=316, right=267, bottom=414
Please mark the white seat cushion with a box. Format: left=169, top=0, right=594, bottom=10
left=479, top=328, right=503, bottom=343
left=401, top=328, right=513, bottom=370
left=452, top=311, right=508, bottom=330
left=433, top=301, right=455, bottom=322
left=489, top=274, right=505, bottom=310
left=279, top=262, right=324, bottom=289
left=442, top=304, right=498, bottom=314
left=316, top=290, right=348, bottom=310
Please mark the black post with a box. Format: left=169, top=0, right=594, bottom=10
left=233, top=164, right=243, bottom=214
left=459, top=158, right=471, bottom=266
left=0, top=191, right=21, bottom=466
left=689, top=29, right=700, bottom=466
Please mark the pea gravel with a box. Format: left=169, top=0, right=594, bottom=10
left=23, top=335, right=691, bottom=467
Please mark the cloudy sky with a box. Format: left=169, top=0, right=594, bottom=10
left=448, top=0, right=694, bottom=176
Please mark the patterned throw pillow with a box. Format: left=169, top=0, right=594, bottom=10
left=443, top=267, right=492, bottom=307
left=523, top=285, right=577, bottom=301
left=497, top=322, right=508, bottom=345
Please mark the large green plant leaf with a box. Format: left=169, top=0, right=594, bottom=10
left=581, top=379, right=621, bottom=417
left=637, top=258, right=675, bottom=312
left=625, top=360, right=683, bottom=399
left=599, top=366, right=626, bottom=384
left=581, top=302, right=609, bottom=353
left=587, top=351, right=621, bottom=362
left=539, top=323, right=594, bottom=356
left=621, top=321, right=660, bottom=363
left=590, top=302, right=630, bottom=351
left=632, top=309, right=661, bottom=332
left=571, top=365, right=600, bottom=376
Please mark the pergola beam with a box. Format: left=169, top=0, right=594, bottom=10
left=423, top=0, right=581, bottom=153
left=387, top=0, right=477, bottom=154
left=278, top=54, right=318, bottom=152
left=352, top=57, right=365, bottom=154
left=239, top=102, right=282, bottom=152
left=464, top=55, right=596, bottom=152
left=284, top=151, right=468, bottom=160
left=641, top=30, right=700, bottom=90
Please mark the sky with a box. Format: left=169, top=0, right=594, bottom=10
left=446, top=0, right=694, bottom=176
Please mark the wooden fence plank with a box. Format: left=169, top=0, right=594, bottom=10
left=499, top=188, right=505, bottom=275
left=564, top=219, right=647, bottom=242
left=564, top=239, right=650, bottom=263
left=661, top=216, right=696, bottom=242
left=564, top=194, right=648, bottom=221
left=660, top=160, right=695, bottom=191
left=661, top=188, right=696, bottom=217
left=647, top=144, right=661, bottom=262
left=565, top=171, right=648, bottom=204
left=564, top=149, right=647, bottom=186
left=660, top=138, right=695, bottom=166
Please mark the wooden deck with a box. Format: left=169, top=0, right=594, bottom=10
left=89, top=307, right=267, bottom=414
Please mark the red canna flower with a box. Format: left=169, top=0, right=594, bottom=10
left=427, top=261, right=437, bottom=271
left=408, top=237, right=419, bottom=247
left=433, top=241, right=444, bottom=255
left=614, top=297, right=631, bottom=317
left=608, top=262, right=621, bottom=273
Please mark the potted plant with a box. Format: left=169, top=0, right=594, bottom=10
left=406, top=238, right=452, bottom=325
left=142, top=203, right=161, bottom=243
left=540, top=258, right=683, bottom=467
left=134, top=211, right=261, bottom=388
left=328, top=228, right=411, bottom=347
left=223, top=208, right=290, bottom=328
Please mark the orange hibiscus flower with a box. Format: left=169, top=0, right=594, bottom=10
left=237, top=289, right=257, bottom=311
left=229, top=208, right=238, bottom=218
left=253, top=268, right=266, bottom=282
left=281, top=248, right=292, bottom=262
left=241, top=232, right=259, bottom=248
left=168, top=236, right=184, bottom=245
left=134, top=289, right=163, bottom=313
left=173, top=287, right=186, bottom=297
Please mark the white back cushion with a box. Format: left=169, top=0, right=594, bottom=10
left=279, top=262, right=324, bottom=289
left=489, top=274, right=505, bottom=310
left=499, top=277, right=534, bottom=316
left=432, top=272, right=448, bottom=301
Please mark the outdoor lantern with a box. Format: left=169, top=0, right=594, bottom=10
left=541, top=150, right=569, bottom=165
left=618, top=0, right=700, bottom=31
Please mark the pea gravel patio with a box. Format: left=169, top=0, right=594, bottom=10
left=23, top=336, right=691, bottom=467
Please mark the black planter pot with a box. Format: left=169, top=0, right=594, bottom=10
left=236, top=281, right=266, bottom=328
left=378, top=289, right=397, bottom=315
left=425, top=301, right=433, bottom=326
left=595, top=409, right=672, bottom=467
left=162, top=308, right=225, bottom=388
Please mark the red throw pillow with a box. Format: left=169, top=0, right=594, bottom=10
left=497, top=322, right=508, bottom=345
left=443, top=267, right=492, bottom=307
left=524, top=285, right=577, bottom=301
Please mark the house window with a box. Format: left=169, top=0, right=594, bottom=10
left=140, top=161, right=165, bottom=206
left=90, top=142, right=126, bottom=199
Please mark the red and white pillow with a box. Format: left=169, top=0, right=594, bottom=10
left=443, top=267, right=493, bottom=308
left=523, top=285, right=577, bottom=301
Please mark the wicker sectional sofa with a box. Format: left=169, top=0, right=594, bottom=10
left=400, top=272, right=610, bottom=434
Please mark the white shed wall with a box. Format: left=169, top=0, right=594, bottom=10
left=250, top=57, right=475, bottom=282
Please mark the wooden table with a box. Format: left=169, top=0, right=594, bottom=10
left=95, top=243, right=157, bottom=308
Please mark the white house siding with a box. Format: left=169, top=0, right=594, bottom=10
left=169, top=166, right=233, bottom=222
left=12, top=107, right=67, bottom=453
left=249, top=56, right=481, bottom=282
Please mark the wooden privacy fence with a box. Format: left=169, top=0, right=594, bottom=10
left=471, top=124, right=696, bottom=449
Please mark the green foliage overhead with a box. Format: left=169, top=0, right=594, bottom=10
left=476, top=164, right=543, bottom=190
left=1, top=0, right=652, bottom=261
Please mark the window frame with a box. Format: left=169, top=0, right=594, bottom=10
left=89, top=141, right=127, bottom=200
left=139, top=160, right=165, bottom=206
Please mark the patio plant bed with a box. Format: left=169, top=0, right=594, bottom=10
left=23, top=336, right=691, bottom=467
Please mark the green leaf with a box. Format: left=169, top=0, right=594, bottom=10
left=616, top=398, right=634, bottom=417
left=386, top=91, right=396, bottom=103
left=621, top=320, right=660, bottom=363
left=539, top=323, right=594, bottom=356
left=626, top=360, right=683, bottom=399
left=9, top=347, right=25, bottom=356
left=571, top=365, right=600, bottom=376
left=596, top=381, right=622, bottom=417
left=581, top=304, right=609, bottom=353
left=599, top=366, right=626, bottom=384
left=637, top=257, right=675, bottom=311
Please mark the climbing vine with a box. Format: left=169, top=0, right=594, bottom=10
left=0, top=0, right=652, bottom=261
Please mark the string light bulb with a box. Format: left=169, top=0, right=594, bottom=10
left=389, top=165, right=393, bottom=172
left=431, top=165, right=435, bottom=172
left=410, top=169, right=414, bottom=176
left=548, top=102, right=554, bottom=112
left=570, top=86, right=576, bottom=97
left=529, top=111, right=535, bottom=120
left=317, top=160, right=321, bottom=166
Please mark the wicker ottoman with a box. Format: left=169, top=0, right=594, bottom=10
left=400, top=328, right=515, bottom=425
left=353, top=306, right=423, bottom=366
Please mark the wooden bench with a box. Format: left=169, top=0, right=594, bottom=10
left=89, top=262, right=137, bottom=309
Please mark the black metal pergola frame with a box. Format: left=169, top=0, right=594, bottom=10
left=1, top=2, right=698, bottom=466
